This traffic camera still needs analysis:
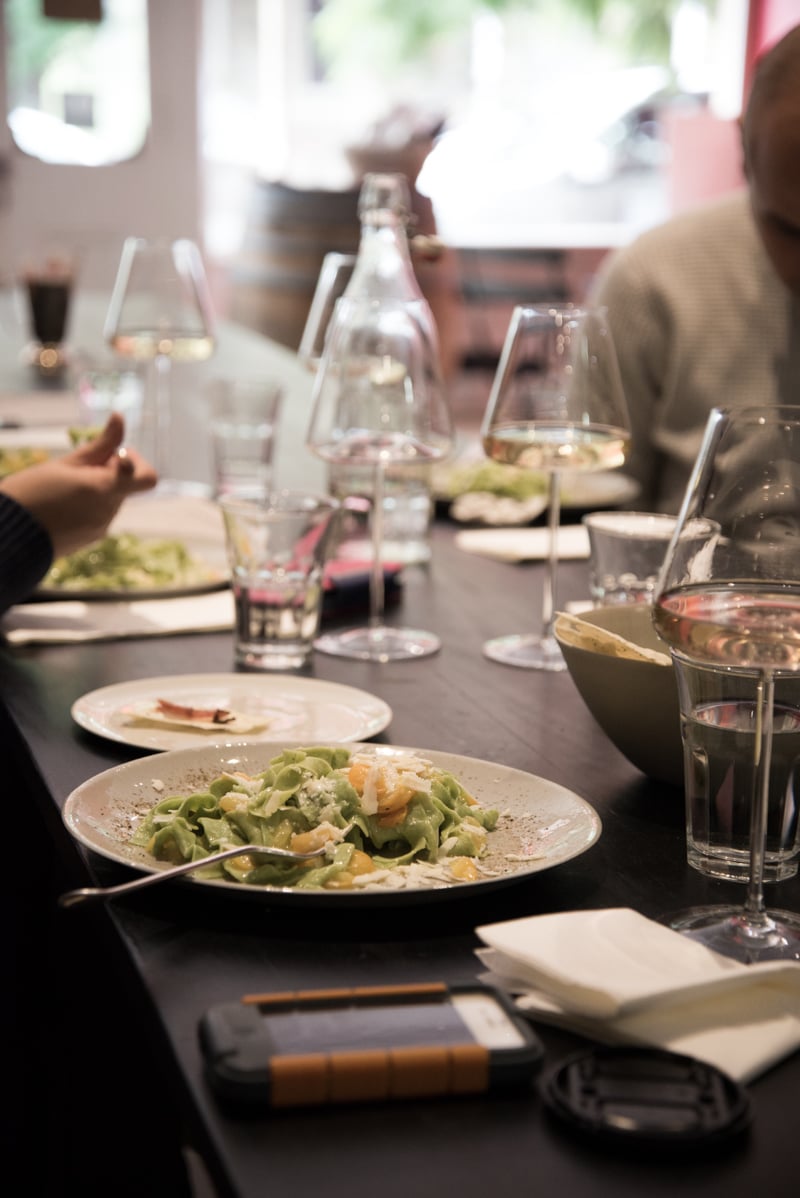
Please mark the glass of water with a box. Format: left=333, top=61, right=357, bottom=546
left=219, top=490, right=340, bottom=670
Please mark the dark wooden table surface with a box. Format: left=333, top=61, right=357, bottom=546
left=5, top=521, right=799, bottom=1198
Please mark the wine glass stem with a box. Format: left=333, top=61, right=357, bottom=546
left=541, top=471, right=562, bottom=641
left=152, top=352, right=172, bottom=479
left=368, top=461, right=387, bottom=646
left=743, top=670, right=776, bottom=930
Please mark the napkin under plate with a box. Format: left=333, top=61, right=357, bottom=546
left=2, top=590, right=235, bottom=645
left=455, top=524, right=589, bottom=563
left=475, top=908, right=800, bottom=1082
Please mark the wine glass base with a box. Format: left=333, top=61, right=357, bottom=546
left=483, top=633, right=567, bottom=672
left=314, top=625, right=441, bottom=662
left=667, top=904, right=800, bottom=963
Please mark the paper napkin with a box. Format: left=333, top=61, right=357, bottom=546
left=2, top=590, right=235, bottom=645
left=455, top=524, right=590, bottom=563
left=475, top=908, right=800, bottom=1082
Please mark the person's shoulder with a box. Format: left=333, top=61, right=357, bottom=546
left=593, top=190, right=753, bottom=297
left=622, top=190, right=751, bottom=257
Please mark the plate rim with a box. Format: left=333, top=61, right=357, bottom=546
left=62, top=740, right=602, bottom=906
left=32, top=572, right=228, bottom=603
left=71, top=672, right=394, bottom=750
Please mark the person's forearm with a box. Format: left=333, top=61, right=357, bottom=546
left=0, top=493, right=54, bottom=614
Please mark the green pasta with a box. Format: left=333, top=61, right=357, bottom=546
left=43, top=532, right=214, bottom=591
left=131, top=746, right=499, bottom=891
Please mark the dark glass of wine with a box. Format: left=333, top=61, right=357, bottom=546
left=480, top=303, right=630, bottom=670
left=653, top=405, right=800, bottom=962
left=20, top=250, right=75, bottom=374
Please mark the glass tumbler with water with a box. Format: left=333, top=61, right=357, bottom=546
left=219, top=491, right=340, bottom=670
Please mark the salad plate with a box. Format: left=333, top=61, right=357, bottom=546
left=34, top=493, right=229, bottom=601
left=0, top=426, right=71, bottom=476
left=71, top=674, right=393, bottom=751
left=434, top=453, right=640, bottom=522
left=61, top=741, right=602, bottom=906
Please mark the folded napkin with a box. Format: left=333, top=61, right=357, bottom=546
left=475, top=908, right=800, bottom=1083
left=2, top=590, right=235, bottom=645
left=455, top=524, right=589, bottom=563
left=1, top=562, right=404, bottom=646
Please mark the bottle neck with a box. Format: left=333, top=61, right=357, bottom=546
left=346, top=209, right=422, bottom=302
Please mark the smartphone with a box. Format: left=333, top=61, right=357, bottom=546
left=199, top=982, right=544, bottom=1108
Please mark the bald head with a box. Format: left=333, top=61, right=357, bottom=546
left=742, top=25, right=800, bottom=296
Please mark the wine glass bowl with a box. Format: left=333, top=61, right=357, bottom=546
left=653, top=405, right=800, bottom=961
left=298, top=252, right=356, bottom=371
left=104, top=236, right=215, bottom=485
left=480, top=303, right=630, bottom=670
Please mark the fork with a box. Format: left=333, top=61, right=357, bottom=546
left=58, top=843, right=327, bottom=908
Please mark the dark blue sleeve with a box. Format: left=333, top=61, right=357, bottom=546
left=0, top=492, right=54, bottom=614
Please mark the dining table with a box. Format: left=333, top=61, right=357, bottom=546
left=4, top=299, right=799, bottom=1198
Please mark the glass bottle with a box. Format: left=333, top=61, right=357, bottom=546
left=327, top=173, right=443, bottom=565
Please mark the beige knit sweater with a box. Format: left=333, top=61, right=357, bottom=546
left=590, top=189, right=800, bottom=513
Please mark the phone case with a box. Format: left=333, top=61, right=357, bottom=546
left=199, top=981, right=543, bottom=1108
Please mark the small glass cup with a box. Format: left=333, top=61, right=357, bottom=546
left=583, top=511, right=678, bottom=606
left=75, top=364, right=145, bottom=448
left=210, top=378, right=283, bottom=498
left=219, top=490, right=340, bottom=671
left=672, top=650, right=800, bottom=884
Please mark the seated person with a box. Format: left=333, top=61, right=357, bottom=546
left=590, top=24, right=800, bottom=513
left=0, top=412, right=157, bottom=613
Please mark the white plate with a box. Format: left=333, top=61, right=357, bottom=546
left=0, top=425, right=71, bottom=451
left=435, top=449, right=640, bottom=518
left=36, top=494, right=229, bottom=601
left=0, top=425, right=71, bottom=477
left=62, top=742, right=602, bottom=905
left=71, top=674, right=393, bottom=751
left=455, top=524, right=590, bottom=562
left=561, top=471, right=640, bottom=509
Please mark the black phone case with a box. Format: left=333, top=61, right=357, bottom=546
left=199, top=981, right=544, bottom=1108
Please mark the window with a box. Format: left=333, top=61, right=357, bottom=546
left=6, top=0, right=150, bottom=166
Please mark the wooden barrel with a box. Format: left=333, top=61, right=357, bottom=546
left=229, top=180, right=361, bottom=350
left=229, top=177, right=465, bottom=376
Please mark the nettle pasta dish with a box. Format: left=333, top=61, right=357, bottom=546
left=131, top=745, right=500, bottom=891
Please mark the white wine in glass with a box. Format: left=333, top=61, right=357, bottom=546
left=104, top=236, right=215, bottom=486
left=653, top=405, right=800, bottom=962
left=480, top=303, right=630, bottom=670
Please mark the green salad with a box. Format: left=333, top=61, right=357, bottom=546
left=435, top=459, right=548, bottom=502
left=0, top=445, right=51, bottom=477
left=43, top=532, right=215, bottom=592
left=131, top=746, right=499, bottom=891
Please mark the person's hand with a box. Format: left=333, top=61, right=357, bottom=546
left=0, top=413, right=158, bottom=558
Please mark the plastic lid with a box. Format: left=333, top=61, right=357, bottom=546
left=542, top=1046, right=751, bottom=1153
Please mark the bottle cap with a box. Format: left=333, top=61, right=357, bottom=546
left=359, top=172, right=410, bottom=222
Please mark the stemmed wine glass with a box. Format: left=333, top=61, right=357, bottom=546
left=653, top=405, right=800, bottom=962
left=104, top=236, right=215, bottom=486
left=480, top=303, right=630, bottom=670
left=298, top=252, right=356, bottom=370
left=306, top=293, right=453, bottom=661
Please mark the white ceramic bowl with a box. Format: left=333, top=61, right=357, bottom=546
left=555, top=603, right=682, bottom=786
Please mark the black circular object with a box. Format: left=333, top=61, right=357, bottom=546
left=542, top=1046, right=751, bottom=1151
